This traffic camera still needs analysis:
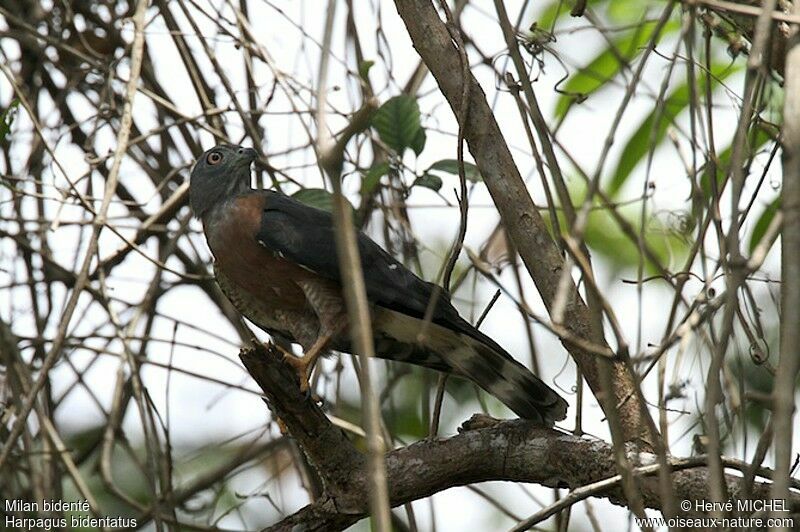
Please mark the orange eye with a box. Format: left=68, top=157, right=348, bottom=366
left=206, top=151, right=223, bottom=165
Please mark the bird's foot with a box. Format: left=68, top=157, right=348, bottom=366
left=281, top=351, right=315, bottom=393
left=265, top=342, right=311, bottom=390
left=458, top=413, right=502, bottom=433
left=268, top=341, right=294, bottom=359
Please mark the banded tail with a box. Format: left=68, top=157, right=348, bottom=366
left=372, top=308, right=568, bottom=426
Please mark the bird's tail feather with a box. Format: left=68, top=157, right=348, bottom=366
left=442, top=332, right=567, bottom=426
left=373, top=309, right=568, bottom=426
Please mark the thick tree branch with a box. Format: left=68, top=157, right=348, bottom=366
left=239, top=346, right=366, bottom=505
left=391, top=0, right=655, bottom=446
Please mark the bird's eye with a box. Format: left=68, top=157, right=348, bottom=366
left=206, top=151, right=223, bottom=165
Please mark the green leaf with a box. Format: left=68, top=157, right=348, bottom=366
left=372, top=95, right=424, bottom=155
left=411, top=127, right=426, bottom=156
left=533, top=0, right=569, bottom=32
left=358, top=60, right=375, bottom=82
left=749, top=198, right=780, bottom=254
left=292, top=188, right=336, bottom=211
left=607, top=1, right=648, bottom=22
left=0, top=100, right=19, bottom=142
left=609, top=84, right=689, bottom=195
left=361, top=162, right=390, bottom=195
left=610, top=62, right=741, bottom=197
left=292, top=188, right=356, bottom=214
left=414, top=173, right=443, bottom=192
left=535, top=0, right=639, bottom=33
left=561, top=182, right=689, bottom=272
left=554, top=20, right=678, bottom=119
left=583, top=207, right=689, bottom=272
left=555, top=46, right=624, bottom=119
left=427, top=159, right=482, bottom=182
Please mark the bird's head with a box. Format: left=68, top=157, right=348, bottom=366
left=189, top=144, right=257, bottom=219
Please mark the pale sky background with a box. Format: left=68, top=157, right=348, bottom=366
left=0, top=0, right=787, bottom=530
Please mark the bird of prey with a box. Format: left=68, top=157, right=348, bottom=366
left=189, top=144, right=568, bottom=426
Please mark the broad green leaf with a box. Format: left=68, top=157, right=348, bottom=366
left=749, top=197, right=780, bottom=254
left=582, top=207, right=689, bottom=272
left=533, top=0, right=568, bottom=33
left=414, top=173, right=443, bottom=192
left=533, top=0, right=606, bottom=33
left=607, top=0, right=648, bottom=22
left=609, top=84, right=689, bottom=195
left=427, top=159, right=482, bottom=182
left=611, top=63, right=741, bottom=196
left=372, top=95, right=424, bottom=155
left=0, top=100, right=19, bottom=142
left=361, top=162, right=390, bottom=195
left=555, top=46, right=627, bottom=119
left=292, top=188, right=336, bottom=212
left=563, top=181, right=689, bottom=272
left=293, top=188, right=356, bottom=213
left=554, top=19, right=678, bottom=119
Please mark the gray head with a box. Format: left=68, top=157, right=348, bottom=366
left=189, top=144, right=257, bottom=219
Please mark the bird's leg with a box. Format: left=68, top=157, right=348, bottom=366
left=282, top=331, right=335, bottom=392
left=292, top=279, right=349, bottom=393
left=270, top=342, right=295, bottom=360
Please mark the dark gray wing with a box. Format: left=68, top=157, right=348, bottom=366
left=257, top=190, right=459, bottom=325
left=257, top=190, right=523, bottom=360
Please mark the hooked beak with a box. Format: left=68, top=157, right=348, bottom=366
left=237, top=146, right=257, bottom=164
